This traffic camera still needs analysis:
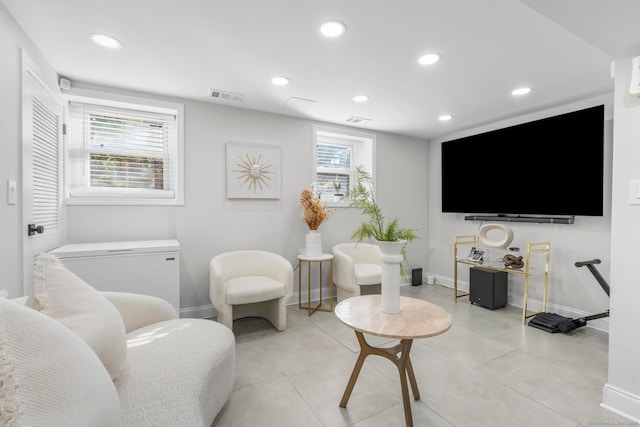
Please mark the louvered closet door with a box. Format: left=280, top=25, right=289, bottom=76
left=21, top=52, right=63, bottom=295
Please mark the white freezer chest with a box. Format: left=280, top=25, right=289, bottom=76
left=49, top=240, right=181, bottom=313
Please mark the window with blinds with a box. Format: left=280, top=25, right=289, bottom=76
left=66, top=98, right=183, bottom=205
left=316, top=143, right=352, bottom=195
left=314, top=127, right=374, bottom=206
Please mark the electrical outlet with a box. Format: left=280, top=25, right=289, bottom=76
left=7, top=180, right=16, bottom=205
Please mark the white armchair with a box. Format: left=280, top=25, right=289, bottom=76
left=210, top=250, right=293, bottom=331
left=332, top=243, right=382, bottom=302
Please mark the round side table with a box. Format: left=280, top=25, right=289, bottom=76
left=334, top=294, right=452, bottom=427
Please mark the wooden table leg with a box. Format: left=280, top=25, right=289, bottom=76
left=339, top=331, right=369, bottom=407
left=397, top=339, right=415, bottom=427
left=339, top=331, right=418, bottom=427
left=405, top=352, right=419, bottom=400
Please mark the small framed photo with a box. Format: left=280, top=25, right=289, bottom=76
left=468, top=247, right=484, bottom=262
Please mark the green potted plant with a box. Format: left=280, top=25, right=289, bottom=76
left=347, top=167, right=417, bottom=244
left=333, top=180, right=343, bottom=196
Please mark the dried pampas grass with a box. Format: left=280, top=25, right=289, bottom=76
left=300, top=188, right=335, bottom=230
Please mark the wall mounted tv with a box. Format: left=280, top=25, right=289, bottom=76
left=441, top=104, right=604, bottom=218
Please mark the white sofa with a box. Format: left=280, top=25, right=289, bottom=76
left=0, top=254, right=235, bottom=427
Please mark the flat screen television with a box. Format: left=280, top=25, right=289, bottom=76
left=441, top=104, right=604, bottom=217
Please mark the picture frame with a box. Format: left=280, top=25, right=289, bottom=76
left=468, top=247, right=484, bottom=263
left=225, top=141, right=282, bottom=199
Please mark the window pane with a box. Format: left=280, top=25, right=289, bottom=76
left=317, top=144, right=351, bottom=169
left=90, top=154, right=164, bottom=189
left=314, top=128, right=374, bottom=203
left=89, top=113, right=166, bottom=152
left=87, top=111, right=168, bottom=191
left=317, top=173, right=349, bottom=196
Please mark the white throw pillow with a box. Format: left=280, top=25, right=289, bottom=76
left=0, top=295, right=122, bottom=426
left=26, top=253, right=127, bottom=379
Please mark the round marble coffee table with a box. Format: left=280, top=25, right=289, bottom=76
left=334, top=294, right=452, bottom=427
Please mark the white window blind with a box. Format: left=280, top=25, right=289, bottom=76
left=316, top=139, right=353, bottom=196
left=67, top=100, right=182, bottom=204
left=32, top=97, right=60, bottom=233
left=314, top=127, right=374, bottom=205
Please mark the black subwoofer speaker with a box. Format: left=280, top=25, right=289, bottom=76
left=469, top=267, right=508, bottom=309
left=411, top=268, right=423, bottom=286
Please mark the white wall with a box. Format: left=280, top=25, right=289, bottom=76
left=602, top=54, right=640, bottom=421
left=428, top=94, right=614, bottom=329
left=63, top=82, right=430, bottom=316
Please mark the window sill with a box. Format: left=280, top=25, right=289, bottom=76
left=322, top=197, right=351, bottom=208
left=65, top=197, right=184, bottom=206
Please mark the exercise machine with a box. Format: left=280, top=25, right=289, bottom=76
left=528, top=259, right=610, bottom=333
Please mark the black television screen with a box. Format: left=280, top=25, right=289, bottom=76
left=441, top=104, right=604, bottom=217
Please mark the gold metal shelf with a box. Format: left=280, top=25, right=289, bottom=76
left=453, top=235, right=550, bottom=324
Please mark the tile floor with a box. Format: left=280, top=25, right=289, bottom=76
left=212, top=283, right=634, bottom=427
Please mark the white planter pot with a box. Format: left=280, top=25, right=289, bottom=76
left=376, top=239, right=406, bottom=314
left=305, top=230, right=323, bottom=258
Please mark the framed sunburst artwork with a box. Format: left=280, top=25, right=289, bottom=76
left=226, top=141, right=282, bottom=199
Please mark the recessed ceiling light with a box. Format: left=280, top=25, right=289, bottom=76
left=418, top=53, right=441, bottom=65
left=271, top=76, right=290, bottom=86
left=353, top=95, right=369, bottom=103
left=90, top=33, right=122, bottom=49
left=320, top=21, right=346, bottom=38
left=438, top=114, right=453, bottom=121
left=512, top=87, right=531, bottom=96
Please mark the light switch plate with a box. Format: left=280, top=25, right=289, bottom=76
left=7, top=180, right=16, bottom=205
left=630, top=56, right=640, bottom=97
left=629, top=180, right=640, bottom=205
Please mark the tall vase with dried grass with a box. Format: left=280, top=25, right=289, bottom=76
left=300, top=187, right=335, bottom=258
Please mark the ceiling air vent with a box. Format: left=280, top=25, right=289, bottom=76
left=209, top=89, right=244, bottom=102
left=285, top=97, right=317, bottom=114
left=346, top=116, right=371, bottom=124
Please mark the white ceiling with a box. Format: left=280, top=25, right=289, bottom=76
left=2, top=0, right=638, bottom=140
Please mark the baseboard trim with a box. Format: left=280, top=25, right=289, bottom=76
left=177, top=291, right=336, bottom=318
left=291, top=287, right=333, bottom=307
left=178, top=290, right=336, bottom=319
left=180, top=304, right=216, bottom=319
left=290, top=280, right=410, bottom=307
left=601, top=383, right=640, bottom=423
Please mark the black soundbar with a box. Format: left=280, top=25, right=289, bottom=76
left=464, top=215, right=575, bottom=224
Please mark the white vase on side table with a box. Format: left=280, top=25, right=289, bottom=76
left=376, top=239, right=406, bottom=314
left=305, top=230, right=323, bottom=258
